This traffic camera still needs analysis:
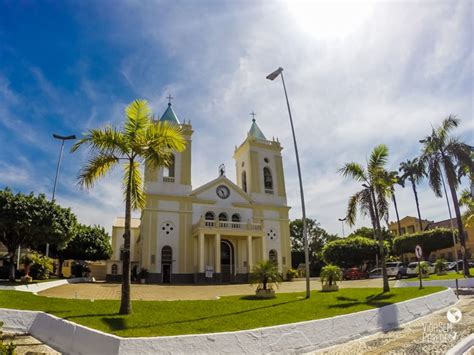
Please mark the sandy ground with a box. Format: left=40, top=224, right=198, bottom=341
left=38, top=278, right=395, bottom=301
left=314, top=295, right=474, bottom=355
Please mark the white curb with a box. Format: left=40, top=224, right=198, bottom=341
left=0, top=277, right=91, bottom=293
left=395, top=278, right=474, bottom=288
left=0, top=288, right=458, bottom=354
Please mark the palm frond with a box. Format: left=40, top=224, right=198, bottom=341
left=427, top=156, right=443, bottom=197
left=124, top=99, right=152, bottom=141
left=71, top=126, right=129, bottom=156
left=123, top=161, right=145, bottom=210
left=78, top=154, right=120, bottom=189
left=346, top=191, right=362, bottom=226
left=368, top=144, right=389, bottom=174
left=338, top=162, right=367, bottom=182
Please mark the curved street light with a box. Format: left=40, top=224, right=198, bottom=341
left=266, top=67, right=311, bottom=299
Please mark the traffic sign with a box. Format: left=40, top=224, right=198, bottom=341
left=415, top=245, right=422, bottom=259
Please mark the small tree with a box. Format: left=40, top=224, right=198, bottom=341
left=434, top=258, right=447, bottom=275
left=320, top=265, right=342, bottom=287
left=0, top=189, right=76, bottom=282
left=57, top=224, right=112, bottom=277
left=251, top=260, right=282, bottom=294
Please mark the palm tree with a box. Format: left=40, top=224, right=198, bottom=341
left=71, top=99, right=186, bottom=314
left=399, top=158, right=426, bottom=231
left=339, top=144, right=392, bottom=292
left=420, top=115, right=473, bottom=277
left=383, top=170, right=402, bottom=236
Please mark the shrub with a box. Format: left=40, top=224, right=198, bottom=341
left=393, top=228, right=454, bottom=260
left=320, top=265, right=342, bottom=286
left=139, top=268, right=148, bottom=280
left=29, top=253, right=53, bottom=280
left=71, top=262, right=88, bottom=278
left=0, top=320, right=16, bottom=354
left=286, top=268, right=298, bottom=280
left=434, top=258, right=447, bottom=274
left=415, top=261, right=430, bottom=277
left=250, top=260, right=282, bottom=291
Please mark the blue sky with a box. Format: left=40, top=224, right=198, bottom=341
left=0, top=0, right=472, bottom=235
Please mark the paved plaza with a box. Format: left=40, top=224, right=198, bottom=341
left=315, top=295, right=474, bottom=355
left=38, top=278, right=395, bottom=300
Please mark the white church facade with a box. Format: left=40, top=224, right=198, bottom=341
left=106, top=102, right=291, bottom=284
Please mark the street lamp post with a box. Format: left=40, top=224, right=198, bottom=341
left=338, top=217, right=346, bottom=237
left=46, top=134, right=76, bottom=257
left=266, top=67, right=311, bottom=299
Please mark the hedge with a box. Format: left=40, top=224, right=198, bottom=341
left=322, top=236, right=387, bottom=268
left=392, top=228, right=455, bottom=260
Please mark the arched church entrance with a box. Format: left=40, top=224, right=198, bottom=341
left=220, top=240, right=234, bottom=283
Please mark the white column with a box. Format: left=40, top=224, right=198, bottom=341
left=215, top=234, right=221, bottom=273
left=198, top=232, right=205, bottom=273
left=247, top=235, right=253, bottom=273
left=261, top=235, right=267, bottom=261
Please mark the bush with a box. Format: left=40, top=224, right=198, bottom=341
left=0, top=320, right=16, bottom=354
left=29, top=253, right=53, bottom=280
left=250, top=260, right=282, bottom=291
left=434, top=258, right=447, bottom=274
left=322, top=237, right=388, bottom=268
left=416, top=261, right=430, bottom=277
left=393, top=228, right=454, bottom=260
left=320, top=265, right=342, bottom=286
left=286, top=268, right=298, bottom=280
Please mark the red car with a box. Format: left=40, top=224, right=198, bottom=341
left=343, top=267, right=367, bottom=280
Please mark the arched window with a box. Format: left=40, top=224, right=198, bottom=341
left=242, top=171, right=247, bottom=192
left=269, top=250, right=278, bottom=264
left=263, top=167, right=273, bottom=193
left=161, top=246, right=172, bottom=265
left=205, top=211, right=215, bottom=220
left=218, top=212, right=228, bottom=222
left=231, top=213, right=241, bottom=222
left=111, top=264, right=118, bottom=275
left=163, top=155, right=175, bottom=179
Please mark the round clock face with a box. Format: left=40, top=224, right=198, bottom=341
left=216, top=185, right=230, bottom=199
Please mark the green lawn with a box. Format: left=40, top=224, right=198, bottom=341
left=0, top=287, right=445, bottom=337
left=405, top=268, right=474, bottom=281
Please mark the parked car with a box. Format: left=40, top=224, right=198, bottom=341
left=446, top=260, right=474, bottom=271
left=385, top=262, right=406, bottom=279
left=368, top=268, right=382, bottom=278
left=406, top=261, right=435, bottom=276
left=343, top=267, right=367, bottom=280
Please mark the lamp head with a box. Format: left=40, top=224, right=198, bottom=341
left=266, top=67, right=283, bottom=81
left=53, top=134, right=76, bottom=140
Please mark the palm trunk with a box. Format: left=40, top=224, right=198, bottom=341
left=367, top=194, right=379, bottom=267
left=370, top=187, right=390, bottom=292
left=8, top=250, right=16, bottom=283
left=412, top=180, right=423, bottom=231
left=445, top=169, right=470, bottom=277
left=119, top=160, right=133, bottom=315
left=392, top=193, right=401, bottom=236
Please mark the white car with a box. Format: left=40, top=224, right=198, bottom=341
left=368, top=268, right=382, bottom=278
left=385, top=262, right=406, bottom=279
left=406, top=261, right=435, bottom=276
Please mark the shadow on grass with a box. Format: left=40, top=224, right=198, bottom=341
left=329, top=292, right=395, bottom=309
left=96, top=298, right=305, bottom=332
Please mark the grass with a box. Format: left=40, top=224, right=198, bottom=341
left=0, top=287, right=445, bottom=337
left=405, top=268, right=474, bottom=281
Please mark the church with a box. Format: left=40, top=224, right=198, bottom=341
left=106, top=101, right=292, bottom=284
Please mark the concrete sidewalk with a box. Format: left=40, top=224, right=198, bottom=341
left=38, top=278, right=395, bottom=300
left=315, top=296, right=474, bottom=355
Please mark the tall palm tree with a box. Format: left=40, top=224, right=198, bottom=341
left=71, top=100, right=186, bottom=314
left=339, top=144, right=392, bottom=292
left=399, top=158, right=426, bottom=231
left=383, top=170, right=402, bottom=236
left=420, top=115, right=473, bottom=277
